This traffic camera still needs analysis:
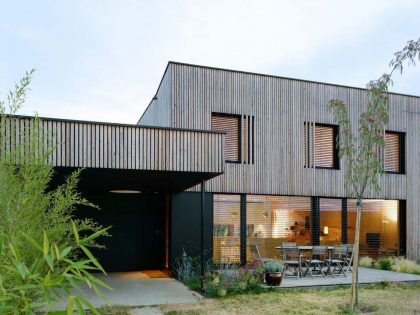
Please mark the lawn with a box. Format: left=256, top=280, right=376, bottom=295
left=161, top=283, right=420, bottom=315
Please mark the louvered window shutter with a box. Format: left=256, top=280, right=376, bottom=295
left=211, top=114, right=240, bottom=162
left=314, top=125, right=335, bottom=168
left=385, top=132, right=402, bottom=173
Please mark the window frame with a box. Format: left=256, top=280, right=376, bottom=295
left=211, top=112, right=242, bottom=164
left=304, top=122, right=340, bottom=170
left=384, top=130, right=405, bottom=174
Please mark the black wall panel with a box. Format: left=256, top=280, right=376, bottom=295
left=170, top=192, right=213, bottom=270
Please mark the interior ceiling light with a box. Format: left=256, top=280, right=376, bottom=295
left=109, top=190, right=141, bottom=194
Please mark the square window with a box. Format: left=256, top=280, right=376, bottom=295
left=211, top=113, right=241, bottom=163
left=304, top=123, right=339, bottom=169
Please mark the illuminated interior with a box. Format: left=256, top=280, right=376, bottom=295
left=213, top=194, right=401, bottom=264
left=320, top=198, right=342, bottom=245
left=213, top=194, right=241, bottom=264
left=246, top=195, right=311, bottom=261
left=347, top=199, right=399, bottom=257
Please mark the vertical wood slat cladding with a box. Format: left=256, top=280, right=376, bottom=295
left=2, top=117, right=225, bottom=174
left=144, top=62, right=420, bottom=259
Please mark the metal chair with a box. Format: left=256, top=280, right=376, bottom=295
left=281, top=245, right=302, bottom=278
left=304, top=246, right=328, bottom=278
left=249, top=244, right=272, bottom=266
left=326, top=245, right=347, bottom=277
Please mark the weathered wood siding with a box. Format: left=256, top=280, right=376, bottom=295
left=138, top=65, right=172, bottom=127
left=2, top=116, right=225, bottom=174
left=152, top=62, right=420, bottom=259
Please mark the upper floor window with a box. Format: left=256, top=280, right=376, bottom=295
left=212, top=113, right=241, bottom=163
left=304, top=122, right=339, bottom=169
left=384, top=131, right=405, bottom=174
left=211, top=113, right=255, bottom=164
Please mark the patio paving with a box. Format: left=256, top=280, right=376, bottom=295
left=54, top=271, right=201, bottom=311
left=279, top=267, right=420, bottom=288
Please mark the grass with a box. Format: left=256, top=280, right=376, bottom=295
left=48, top=305, right=131, bottom=315
left=161, top=283, right=420, bottom=315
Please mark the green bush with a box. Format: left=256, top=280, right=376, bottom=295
left=204, top=265, right=263, bottom=297
left=377, top=258, right=392, bottom=271
left=263, top=260, right=285, bottom=273
left=0, top=70, right=110, bottom=314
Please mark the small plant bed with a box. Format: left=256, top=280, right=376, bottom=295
left=173, top=250, right=265, bottom=297
left=359, top=256, right=420, bottom=275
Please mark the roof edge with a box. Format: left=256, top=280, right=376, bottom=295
left=167, top=61, right=420, bottom=99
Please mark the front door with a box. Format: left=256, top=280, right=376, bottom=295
left=77, top=193, right=165, bottom=272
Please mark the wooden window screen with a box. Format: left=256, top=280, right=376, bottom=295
left=304, top=123, right=338, bottom=169
left=242, top=115, right=255, bottom=164
left=211, top=114, right=240, bottom=162
left=385, top=132, right=403, bottom=173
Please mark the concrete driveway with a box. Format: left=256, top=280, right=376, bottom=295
left=55, top=271, right=201, bottom=310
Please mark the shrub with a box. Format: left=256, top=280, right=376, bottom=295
left=377, top=257, right=392, bottom=271
left=390, top=257, right=420, bottom=275
left=0, top=70, right=110, bottom=314
left=204, top=264, right=263, bottom=297
left=359, top=256, right=374, bottom=268
left=264, top=260, right=285, bottom=273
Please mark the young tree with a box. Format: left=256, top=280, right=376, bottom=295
left=328, top=39, right=420, bottom=310
left=0, top=71, right=111, bottom=314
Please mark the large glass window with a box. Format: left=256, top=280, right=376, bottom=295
left=320, top=198, right=342, bottom=245
left=347, top=199, right=399, bottom=257
left=246, top=196, right=311, bottom=262
left=213, top=194, right=241, bottom=264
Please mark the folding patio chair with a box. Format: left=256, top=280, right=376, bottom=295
left=325, top=245, right=347, bottom=277
left=303, top=246, right=328, bottom=278
left=249, top=244, right=272, bottom=266
left=281, top=245, right=302, bottom=278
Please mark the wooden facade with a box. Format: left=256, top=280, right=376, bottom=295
left=1, top=116, right=225, bottom=174
left=139, top=62, right=420, bottom=260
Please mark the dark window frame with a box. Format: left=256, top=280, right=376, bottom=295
left=304, top=122, right=340, bottom=170
left=384, top=130, right=405, bottom=174
left=211, top=112, right=242, bottom=164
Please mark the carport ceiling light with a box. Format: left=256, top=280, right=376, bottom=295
left=110, top=190, right=141, bottom=194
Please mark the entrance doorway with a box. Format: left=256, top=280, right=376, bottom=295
left=77, top=192, right=166, bottom=272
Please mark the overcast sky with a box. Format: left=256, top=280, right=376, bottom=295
left=1, top=0, right=419, bottom=124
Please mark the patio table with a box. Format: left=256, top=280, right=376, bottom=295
left=275, top=246, right=335, bottom=278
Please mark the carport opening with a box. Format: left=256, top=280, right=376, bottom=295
left=51, top=167, right=219, bottom=277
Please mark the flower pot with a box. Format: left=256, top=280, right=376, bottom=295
left=265, top=272, right=283, bottom=286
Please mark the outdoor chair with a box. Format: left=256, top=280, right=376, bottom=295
left=249, top=244, right=273, bottom=267
left=281, top=245, right=302, bottom=278
left=325, top=245, right=347, bottom=277
left=303, top=246, right=328, bottom=278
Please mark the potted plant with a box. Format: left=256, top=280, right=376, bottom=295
left=264, top=260, right=285, bottom=286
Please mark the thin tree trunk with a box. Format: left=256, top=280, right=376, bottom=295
left=350, top=196, right=362, bottom=309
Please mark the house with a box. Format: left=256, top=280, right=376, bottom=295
left=5, top=62, right=420, bottom=273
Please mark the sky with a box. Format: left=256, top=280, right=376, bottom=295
left=0, top=0, right=419, bottom=124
